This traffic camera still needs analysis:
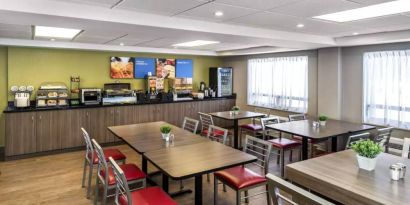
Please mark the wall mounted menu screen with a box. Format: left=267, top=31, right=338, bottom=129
left=176, top=59, right=193, bottom=78
left=156, top=58, right=176, bottom=79
left=134, top=58, right=156, bottom=79
left=110, top=57, right=134, bottom=79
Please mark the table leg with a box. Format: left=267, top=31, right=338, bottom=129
left=162, top=174, right=169, bottom=193
left=331, top=136, right=338, bottom=152
left=142, top=157, right=148, bottom=174
left=233, top=119, right=239, bottom=149
left=302, top=137, right=308, bottom=160
left=195, top=175, right=203, bottom=205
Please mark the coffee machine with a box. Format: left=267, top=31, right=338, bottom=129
left=11, top=85, right=34, bottom=108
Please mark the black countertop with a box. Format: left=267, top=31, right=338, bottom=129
left=4, top=95, right=236, bottom=113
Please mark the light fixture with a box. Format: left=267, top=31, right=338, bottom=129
left=214, top=11, right=224, bottom=17
left=120, top=42, right=125, bottom=46
left=172, top=40, right=220, bottom=47
left=296, top=24, right=305, bottom=28
left=353, top=32, right=359, bottom=35
left=50, top=38, right=56, bottom=41
left=34, top=26, right=82, bottom=39
left=313, top=0, right=410, bottom=22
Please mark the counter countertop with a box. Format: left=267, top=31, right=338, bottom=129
left=4, top=96, right=236, bottom=113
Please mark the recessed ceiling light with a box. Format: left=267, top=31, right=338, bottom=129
left=35, top=26, right=81, bottom=39
left=296, top=24, right=305, bottom=28
left=50, top=38, right=55, bottom=41
left=313, top=0, right=410, bottom=22
left=173, top=40, right=220, bottom=47
left=120, top=42, right=124, bottom=46
left=353, top=32, right=359, bottom=36
left=214, top=11, right=224, bottom=17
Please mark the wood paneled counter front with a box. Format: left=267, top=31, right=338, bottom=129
left=4, top=98, right=235, bottom=159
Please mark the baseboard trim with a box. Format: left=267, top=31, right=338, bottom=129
left=4, top=141, right=125, bottom=161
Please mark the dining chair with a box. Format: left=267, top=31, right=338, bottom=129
left=239, top=107, right=270, bottom=139
left=266, top=173, right=335, bottom=205
left=345, top=132, right=371, bottom=149
left=182, top=117, right=199, bottom=134
left=268, top=136, right=302, bottom=177
left=374, top=127, right=394, bottom=152
left=214, top=135, right=272, bottom=205
left=207, top=125, right=229, bottom=145
left=402, top=138, right=410, bottom=159
left=92, top=139, right=146, bottom=205
left=81, top=128, right=127, bottom=198
left=260, top=117, right=281, bottom=140
left=199, top=112, right=215, bottom=136
left=109, top=157, right=177, bottom=205
left=288, top=114, right=328, bottom=158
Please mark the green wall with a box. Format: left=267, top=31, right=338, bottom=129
left=1, top=47, right=223, bottom=146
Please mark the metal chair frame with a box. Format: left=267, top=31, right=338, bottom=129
left=288, top=114, right=306, bottom=122
left=214, top=135, right=272, bottom=205
left=375, top=127, right=393, bottom=152
left=199, top=112, right=215, bottom=136
left=92, top=139, right=145, bottom=205
left=182, top=117, right=199, bottom=134
left=345, top=132, right=371, bottom=150
left=402, top=138, right=410, bottom=159
left=260, top=117, right=281, bottom=140
left=266, top=173, right=335, bottom=205
left=207, top=125, right=229, bottom=145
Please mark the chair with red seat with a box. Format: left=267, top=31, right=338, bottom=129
left=92, top=139, right=146, bottom=205
left=207, top=125, right=229, bottom=145
left=214, top=135, right=272, bottom=205
left=239, top=107, right=270, bottom=139
left=288, top=114, right=328, bottom=158
left=199, top=112, right=215, bottom=136
left=81, top=128, right=127, bottom=198
left=109, top=157, right=178, bottom=205
left=182, top=117, right=199, bottom=134
left=268, top=138, right=301, bottom=177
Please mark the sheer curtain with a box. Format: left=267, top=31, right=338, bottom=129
left=363, top=50, right=410, bottom=129
left=247, top=56, right=308, bottom=113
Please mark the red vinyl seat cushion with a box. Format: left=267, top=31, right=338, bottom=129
left=101, top=164, right=146, bottom=185
left=119, top=186, right=178, bottom=205
left=202, top=129, right=226, bottom=136
left=268, top=138, right=301, bottom=149
left=215, top=166, right=267, bottom=189
left=90, top=148, right=126, bottom=164
left=240, top=124, right=262, bottom=131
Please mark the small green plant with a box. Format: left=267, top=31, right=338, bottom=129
left=160, top=125, right=172, bottom=134
left=318, top=115, right=328, bottom=121
left=231, top=106, right=240, bottom=111
left=351, top=140, right=383, bottom=159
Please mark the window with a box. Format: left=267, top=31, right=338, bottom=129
left=363, top=50, right=410, bottom=129
left=247, top=56, right=308, bottom=113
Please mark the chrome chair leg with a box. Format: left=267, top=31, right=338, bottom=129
left=87, top=163, right=93, bottom=198
left=82, top=158, right=87, bottom=188
left=214, top=176, right=218, bottom=205
left=94, top=177, right=99, bottom=205
left=236, top=190, right=241, bottom=205
left=244, top=190, right=249, bottom=203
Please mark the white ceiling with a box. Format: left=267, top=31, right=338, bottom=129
left=0, top=0, right=409, bottom=56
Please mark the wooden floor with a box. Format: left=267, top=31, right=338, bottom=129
left=0, top=144, right=298, bottom=205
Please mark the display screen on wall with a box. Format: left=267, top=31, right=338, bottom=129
left=134, top=58, right=156, bottom=79
left=156, top=58, right=175, bottom=79
left=176, top=59, right=193, bottom=78
left=110, top=57, right=134, bottom=79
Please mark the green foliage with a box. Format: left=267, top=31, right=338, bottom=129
left=160, top=125, right=172, bottom=134
left=351, top=139, right=383, bottom=159
left=319, top=115, right=328, bottom=121
left=231, top=106, right=240, bottom=111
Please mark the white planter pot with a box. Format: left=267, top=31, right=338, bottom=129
left=356, top=154, right=378, bottom=171
left=319, top=120, right=327, bottom=126
left=162, top=133, right=170, bottom=141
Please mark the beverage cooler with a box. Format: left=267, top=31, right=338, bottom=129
left=209, top=67, right=233, bottom=97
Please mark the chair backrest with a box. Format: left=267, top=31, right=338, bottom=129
left=288, top=114, right=306, bottom=122
left=91, top=139, right=110, bottom=186
left=260, top=117, right=280, bottom=140
left=266, top=173, right=335, bottom=205
left=81, top=127, right=94, bottom=160
left=255, top=107, right=271, bottom=116
left=198, top=112, right=214, bottom=133
left=375, top=127, right=393, bottom=151
left=109, top=157, right=133, bottom=205
left=345, top=132, right=370, bottom=150
left=182, top=117, right=199, bottom=134
left=207, top=125, right=228, bottom=145
left=402, top=138, right=410, bottom=159
left=243, top=135, right=272, bottom=174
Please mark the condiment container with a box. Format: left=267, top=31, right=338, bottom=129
left=390, top=164, right=401, bottom=181
left=396, top=163, right=406, bottom=179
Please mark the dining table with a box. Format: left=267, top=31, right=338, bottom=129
left=209, top=111, right=266, bottom=149
left=266, top=119, right=375, bottom=160
left=144, top=140, right=257, bottom=205
left=286, top=150, right=410, bottom=205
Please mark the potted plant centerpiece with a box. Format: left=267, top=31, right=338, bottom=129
left=160, top=125, right=172, bottom=141
left=351, top=140, right=383, bottom=171
left=231, top=106, right=240, bottom=115
left=319, top=115, right=328, bottom=126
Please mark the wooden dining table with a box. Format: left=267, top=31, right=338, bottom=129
left=144, top=140, right=257, bottom=205
left=286, top=150, right=410, bottom=205
left=266, top=119, right=375, bottom=160
left=209, top=111, right=266, bottom=149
